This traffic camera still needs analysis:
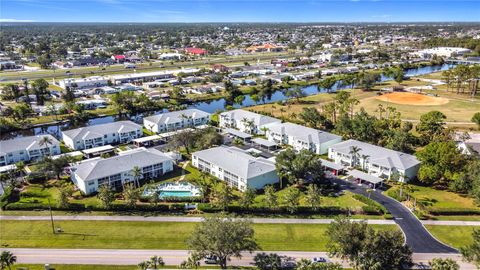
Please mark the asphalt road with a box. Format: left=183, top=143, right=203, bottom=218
left=331, top=177, right=459, bottom=253
left=2, top=248, right=476, bottom=269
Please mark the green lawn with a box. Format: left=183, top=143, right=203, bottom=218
left=429, top=215, right=480, bottom=221
left=426, top=225, right=477, bottom=249
left=386, top=184, right=479, bottom=211
left=0, top=220, right=398, bottom=251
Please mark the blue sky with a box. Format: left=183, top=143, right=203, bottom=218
left=1, top=0, right=479, bottom=23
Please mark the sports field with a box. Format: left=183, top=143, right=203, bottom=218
left=375, top=92, right=450, bottom=106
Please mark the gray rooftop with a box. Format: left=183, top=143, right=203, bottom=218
left=225, top=128, right=253, bottom=139
left=193, top=146, right=276, bottom=179
left=62, top=121, right=141, bottom=141
left=268, top=122, right=342, bottom=144
left=72, top=147, right=172, bottom=182
left=330, top=139, right=420, bottom=170
left=319, top=158, right=344, bottom=171
left=0, top=134, right=59, bottom=155
left=220, top=109, right=281, bottom=127
left=144, top=109, right=211, bottom=125
left=252, top=137, right=277, bottom=147
left=348, top=169, right=384, bottom=184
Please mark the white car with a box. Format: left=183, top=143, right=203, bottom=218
left=311, top=257, right=328, bottom=263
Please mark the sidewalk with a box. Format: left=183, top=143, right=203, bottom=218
left=1, top=215, right=478, bottom=226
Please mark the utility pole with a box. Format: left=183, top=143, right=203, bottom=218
left=48, top=199, right=55, bottom=234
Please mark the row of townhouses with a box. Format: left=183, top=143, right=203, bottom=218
left=143, top=109, right=211, bottom=133
left=192, top=146, right=278, bottom=191
left=71, top=147, right=174, bottom=195
left=61, top=121, right=143, bottom=150
left=218, top=109, right=420, bottom=183
left=0, top=135, right=61, bottom=166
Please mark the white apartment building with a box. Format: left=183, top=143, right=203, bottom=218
left=62, top=121, right=143, bottom=150
left=328, top=139, right=421, bottom=182
left=192, top=146, right=279, bottom=191
left=0, top=135, right=61, bottom=165
left=219, top=109, right=281, bottom=135
left=57, top=76, right=109, bottom=90
left=266, top=122, right=342, bottom=155
left=143, top=109, right=211, bottom=133
left=412, top=47, right=472, bottom=59
left=71, top=147, right=174, bottom=195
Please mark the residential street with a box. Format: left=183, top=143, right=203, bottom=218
left=331, top=177, right=459, bottom=253
left=2, top=248, right=476, bottom=269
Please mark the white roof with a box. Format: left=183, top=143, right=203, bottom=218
left=62, top=121, right=141, bottom=141
left=252, top=137, right=277, bottom=147
left=330, top=139, right=420, bottom=170
left=319, top=158, right=344, bottom=171
left=72, top=147, right=172, bottom=182
left=133, top=135, right=162, bottom=143
left=0, top=134, right=60, bottom=155
left=144, top=109, right=211, bottom=125
left=81, top=145, right=115, bottom=155
left=268, top=122, right=342, bottom=145
left=220, top=109, right=281, bottom=127
left=193, top=146, right=276, bottom=180
left=349, top=169, right=384, bottom=184
left=59, top=76, right=108, bottom=84
left=225, top=128, right=252, bottom=139
left=0, top=164, right=16, bottom=173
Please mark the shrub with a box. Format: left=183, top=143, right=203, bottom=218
left=0, top=186, right=19, bottom=209
left=353, top=194, right=388, bottom=214
left=427, top=208, right=480, bottom=216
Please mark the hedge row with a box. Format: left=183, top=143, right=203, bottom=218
left=352, top=194, right=388, bottom=215
left=197, top=204, right=350, bottom=215
left=5, top=201, right=354, bottom=215
left=427, top=208, right=480, bottom=216
left=4, top=202, right=187, bottom=212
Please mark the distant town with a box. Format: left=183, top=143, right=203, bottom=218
left=0, top=22, right=480, bottom=270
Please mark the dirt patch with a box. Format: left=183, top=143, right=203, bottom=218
left=375, top=92, right=450, bottom=106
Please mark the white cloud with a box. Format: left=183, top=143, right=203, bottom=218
left=0, top=18, right=34, bottom=22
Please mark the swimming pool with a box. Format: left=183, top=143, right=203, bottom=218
left=143, top=181, right=201, bottom=198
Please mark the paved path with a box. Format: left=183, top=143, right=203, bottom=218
left=2, top=215, right=479, bottom=226
left=2, top=248, right=476, bottom=269
left=331, top=178, right=459, bottom=253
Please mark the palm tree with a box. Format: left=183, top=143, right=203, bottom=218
left=0, top=250, right=17, bottom=270
left=149, top=255, right=165, bottom=269
left=260, top=126, right=270, bottom=135
left=39, top=136, right=53, bottom=156
left=131, top=166, right=142, bottom=188
left=15, top=161, right=25, bottom=183
left=360, top=154, right=370, bottom=171
left=349, top=146, right=362, bottom=167
left=47, top=103, right=59, bottom=121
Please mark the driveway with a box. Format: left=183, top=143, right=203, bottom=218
left=331, top=177, right=458, bottom=253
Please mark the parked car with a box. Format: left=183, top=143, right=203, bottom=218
left=311, top=257, right=328, bottom=263
left=204, top=255, right=219, bottom=264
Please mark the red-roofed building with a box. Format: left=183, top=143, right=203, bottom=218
left=111, top=55, right=126, bottom=63
left=184, top=47, right=207, bottom=55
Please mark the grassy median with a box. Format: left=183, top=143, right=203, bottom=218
left=0, top=220, right=398, bottom=251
